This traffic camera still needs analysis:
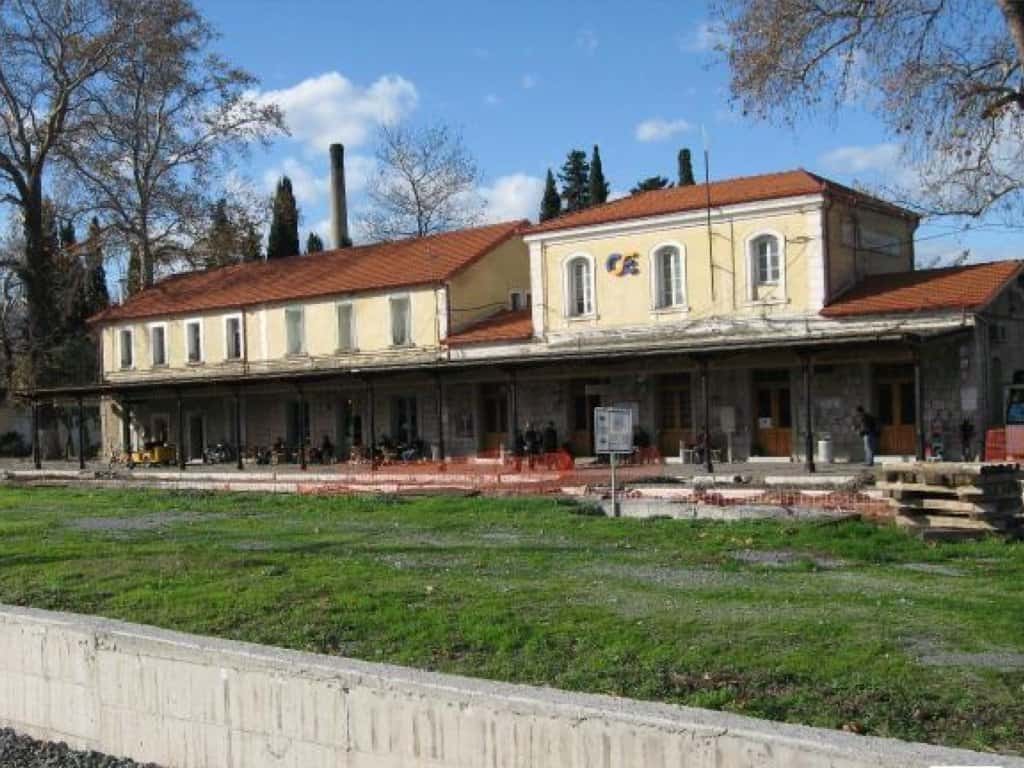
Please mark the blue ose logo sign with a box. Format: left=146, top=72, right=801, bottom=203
left=605, top=252, right=639, bottom=276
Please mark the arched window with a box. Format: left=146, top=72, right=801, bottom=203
left=751, top=234, right=781, bottom=286
left=653, top=245, right=684, bottom=308
left=566, top=255, right=593, bottom=317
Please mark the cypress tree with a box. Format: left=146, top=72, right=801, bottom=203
left=630, top=176, right=671, bottom=194
left=306, top=232, right=324, bottom=253
left=266, top=176, right=300, bottom=259
left=678, top=148, right=696, bottom=186
left=83, top=218, right=109, bottom=316
left=588, top=145, right=609, bottom=206
left=539, top=169, right=561, bottom=222
left=558, top=149, right=590, bottom=213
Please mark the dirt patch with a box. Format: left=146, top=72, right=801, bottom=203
left=68, top=511, right=209, bottom=533
left=897, top=562, right=964, bottom=577
left=588, top=563, right=749, bottom=589
left=910, top=639, right=1024, bottom=671
left=731, top=549, right=846, bottom=569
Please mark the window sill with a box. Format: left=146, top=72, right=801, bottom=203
left=651, top=304, right=690, bottom=316
left=335, top=347, right=360, bottom=355
left=285, top=352, right=309, bottom=359
left=186, top=360, right=205, bottom=366
left=151, top=363, right=168, bottom=369
left=565, top=312, right=598, bottom=323
left=744, top=297, right=789, bottom=307
left=389, top=343, right=416, bottom=349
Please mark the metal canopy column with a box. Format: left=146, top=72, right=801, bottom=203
left=435, top=374, right=445, bottom=464
left=298, top=386, right=307, bottom=471
left=122, top=400, right=132, bottom=464
left=368, top=379, right=376, bottom=471
left=914, top=344, right=926, bottom=461
left=234, top=389, right=243, bottom=471
left=700, top=357, right=713, bottom=473
left=31, top=400, right=41, bottom=470
left=77, top=397, right=86, bottom=471
left=176, top=392, right=186, bottom=470
left=802, top=355, right=816, bottom=473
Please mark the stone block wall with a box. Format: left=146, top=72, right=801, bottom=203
left=0, top=605, right=1017, bottom=768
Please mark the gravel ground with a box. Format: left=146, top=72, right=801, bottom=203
left=0, top=729, right=162, bottom=767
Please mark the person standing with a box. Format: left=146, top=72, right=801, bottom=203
left=856, top=406, right=878, bottom=466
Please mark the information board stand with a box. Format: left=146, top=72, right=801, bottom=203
left=594, top=407, right=633, bottom=517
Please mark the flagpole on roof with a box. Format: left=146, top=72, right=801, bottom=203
left=703, top=125, right=715, bottom=302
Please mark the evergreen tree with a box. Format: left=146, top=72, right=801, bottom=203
left=306, top=232, right=324, bottom=254
left=539, top=169, right=561, bottom=222
left=202, top=198, right=237, bottom=269
left=266, top=176, right=300, bottom=259
left=558, top=149, right=590, bottom=213
left=678, top=148, right=696, bottom=186
left=630, top=176, right=671, bottom=194
left=240, top=220, right=262, bottom=262
left=588, top=145, right=609, bottom=206
left=83, top=218, right=109, bottom=317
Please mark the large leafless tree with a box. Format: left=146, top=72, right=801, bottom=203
left=64, top=0, right=284, bottom=291
left=0, top=0, right=129, bottom=377
left=712, top=0, right=1024, bottom=220
left=362, top=123, right=483, bottom=241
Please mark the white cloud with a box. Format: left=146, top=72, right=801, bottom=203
left=479, top=174, right=545, bottom=223
left=682, top=21, right=730, bottom=52
left=485, top=93, right=501, bottom=106
left=576, top=29, right=599, bottom=54
left=521, top=74, right=537, bottom=90
left=634, top=117, right=691, bottom=143
left=820, top=143, right=901, bottom=175
left=256, top=71, right=418, bottom=153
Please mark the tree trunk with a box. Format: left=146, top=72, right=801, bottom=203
left=20, top=172, right=53, bottom=385
left=997, top=0, right=1024, bottom=72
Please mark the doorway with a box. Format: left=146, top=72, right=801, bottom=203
left=753, top=370, right=792, bottom=457
left=875, top=364, right=916, bottom=455
left=657, top=374, right=693, bottom=456
left=187, top=413, right=205, bottom=461
left=570, top=380, right=604, bottom=456
left=335, top=398, right=361, bottom=460
left=480, top=383, right=509, bottom=452
left=286, top=400, right=310, bottom=452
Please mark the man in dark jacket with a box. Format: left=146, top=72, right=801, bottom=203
left=856, top=405, right=878, bottom=466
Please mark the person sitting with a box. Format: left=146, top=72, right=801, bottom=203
left=542, top=421, right=558, bottom=453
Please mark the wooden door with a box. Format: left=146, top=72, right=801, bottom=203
left=753, top=378, right=792, bottom=457
left=570, top=384, right=602, bottom=456
left=657, top=375, right=693, bottom=456
left=480, top=384, right=509, bottom=452
left=876, top=369, right=916, bottom=454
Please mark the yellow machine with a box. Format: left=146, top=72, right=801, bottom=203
left=129, top=444, right=176, bottom=467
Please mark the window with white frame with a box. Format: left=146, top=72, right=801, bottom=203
left=150, top=324, right=167, bottom=366
left=653, top=245, right=684, bottom=308
left=225, top=316, right=243, bottom=360
left=119, top=328, right=133, bottom=369
left=285, top=307, right=305, bottom=355
left=336, top=302, right=355, bottom=351
left=390, top=296, right=411, bottom=346
left=185, top=320, right=203, bottom=363
left=745, top=234, right=782, bottom=303
left=566, top=256, right=593, bottom=317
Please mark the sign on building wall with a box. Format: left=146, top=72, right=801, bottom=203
left=594, top=407, right=633, bottom=454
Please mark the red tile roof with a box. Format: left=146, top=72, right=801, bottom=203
left=91, top=220, right=527, bottom=324
left=821, top=260, right=1023, bottom=318
left=444, top=308, right=533, bottom=346
left=525, top=169, right=917, bottom=235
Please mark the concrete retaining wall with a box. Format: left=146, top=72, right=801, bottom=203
left=0, top=606, right=1018, bottom=768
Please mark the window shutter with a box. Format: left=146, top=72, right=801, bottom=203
left=337, top=304, right=353, bottom=350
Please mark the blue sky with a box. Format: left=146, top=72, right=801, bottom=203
left=199, top=0, right=1020, bottom=265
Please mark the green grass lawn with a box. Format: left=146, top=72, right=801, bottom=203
left=0, top=487, right=1022, bottom=754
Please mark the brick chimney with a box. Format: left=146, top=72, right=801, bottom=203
left=329, top=143, right=350, bottom=248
